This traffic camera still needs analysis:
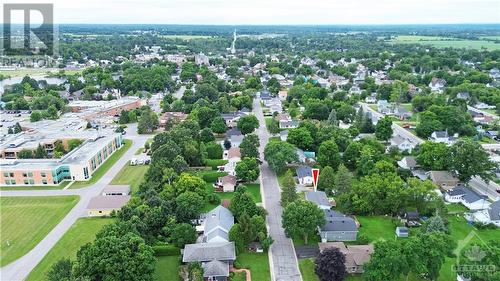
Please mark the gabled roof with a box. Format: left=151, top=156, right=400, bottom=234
left=321, top=210, right=357, bottom=232
left=446, top=187, right=486, bottom=203
left=204, top=205, right=234, bottom=239
left=202, top=260, right=229, bottom=277
left=296, top=165, right=312, bottom=178
left=182, top=242, right=236, bottom=262
left=225, top=128, right=242, bottom=137
left=87, top=195, right=131, bottom=209
left=227, top=147, right=241, bottom=159
left=488, top=200, right=500, bottom=221
left=432, top=131, right=449, bottom=138
left=305, top=191, right=330, bottom=208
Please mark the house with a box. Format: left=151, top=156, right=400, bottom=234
left=475, top=102, right=494, bottom=110
left=101, top=185, right=130, bottom=196
left=305, top=191, right=331, bottom=210
left=444, top=186, right=490, bottom=210
left=429, top=77, right=446, bottom=93
left=87, top=195, right=131, bottom=216
left=485, top=130, right=499, bottom=140
left=428, top=171, right=460, bottom=190
left=489, top=68, right=500, bottom=80
left=456, top=92, right=471, bottom=100
left=318, top=242, right=374, bottom=274
left=389, top=135, right=416, bottom=153
left=319, top=210, right=358, bottom=242
left=278, top=90, right=288, bottom=100
left=296, top=165, right=313, bottom=186
left=377, top=100, right=394, bottom=115
left=279, top=119, right=300, bottom=129
left=429, top=131, right=457, bottom=145
left=394, top=106, right=412, bottom=120
left=296, top=149, right=316, bottom=164
left=403, top=211, right=421, bottom=227
left=397, top=156, right=418, bottom=170
left=259, top=90, right=272, bottom=101
left=222, top=148, right=241, bottom=176
left=396, top=226, right=409, bottom=238
left=182, top=242, right=236, bottom=281
left=214, top=175, right=237, bottom=192
left=470, top=200, right=500, bottom=227
left=203, top=205, right=234, bottom=243
left=159, top=112, right=188, bottom=127
left=365, top=95, right=377, bottom=104
left=229, top=134, right=244, bottom=148
left=225, top=128, right=242, bottom=138
left=221, top=113, right=240, bottom=128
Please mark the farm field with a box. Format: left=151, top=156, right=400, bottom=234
left=0, top=196, right=79, bottom=266
left=388, top=35, right=500, bottom=50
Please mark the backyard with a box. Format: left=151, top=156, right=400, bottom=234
left=70, top=139, right=132, bottom=189
left=110, top=164, right=149, bottom=194
left=26, top=217, right=114, bottom=281
left=235, top=252, right=271, bottom=281
left=0, top=196, right=79, bottom=266
left=154, top=255, right=181, bottom=281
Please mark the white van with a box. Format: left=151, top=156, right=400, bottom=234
left=130, top=158, right=138, bottom=166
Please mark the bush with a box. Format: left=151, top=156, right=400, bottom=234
left=208, top=193, right=221, bottom=204
left=153, top=244, right=181, bottom=256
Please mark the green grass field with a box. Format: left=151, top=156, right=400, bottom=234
left=388, top=35, right=500, bottom=50
left=0, top=181, right=70, bottom=191
left=235, top=252, right=271, bottom=281
left=154, top=256, right=181, bottom=281
left=299, top=258, right=319, bottom=281
left=0, top=68, right=81, bottom=78
left=70, top=140, right=132, bottom=189
left=356, top=215, right=400, bottom=242
left=0, top=196, right=79, bottom=266
left=26, top=217, right=113, bottom=281
left=110, top=164, right=149, bottom=194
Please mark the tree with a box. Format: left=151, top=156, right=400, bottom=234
left=47, top=258, right=73, bottom=281
left=327, top=109, right=339, bottom=126
left=333, top=164, right=353, bottom=195
left=34, top=144, right=47, bottom=159
left=235, top=157, right=260, bottom=182
left=171, top=223, right=197, bottom=248
left=375, top=116, right=393, bottom=142
left=317, top=166, right=335, bottom=194
left=17, top=149, right=34, bottom=159
left=282, top=200, right=325, bottom=245
left=229, top=186, right=261, bottom=219
left=174, top=173, right=206, bottom=198
left=30, top=111, right=42, bottom=122
left=450, top=139, right=496, bottom=182
left=229, top=224, right=245, bottom=253
left=317, top=140, right=341, bottom=170
left=175, top=191, right=204, bottom=222
left=137, top=108, right=159, bottom=134
left=314, top=247, right=347, bottom=281
left=281, top=170, right=298, bottom=207
left=73, top=229, right=155, bottom=281
left=416, top=142, right=450, bottom=170
left=264, top=141, right=299, bottom=173
left=287, top=127, right=314, bottom=150
left=119, top=110, right=130, bottom=124
left=364, top=240, right=408, bottom=281
left=13, top=122, right=22, bottom=133
left=240, top=134, right=260, bottom=158
left=237, top=115, right=259, bottom=135
left=199, top=128, right=215, bottom=143
left=205, top=142, right=223, bottom=159
left=424, top=213, right=448, bottom=233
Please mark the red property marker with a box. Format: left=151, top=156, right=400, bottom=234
left=312, top=168, right=320, bottom=191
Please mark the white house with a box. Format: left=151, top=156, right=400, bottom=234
left=429, top=131, right=457, bottom=145
left=429, top=77, right=446, bottom=93
left=203, top=206, right=234, bottom=243
left=389, top=135, right=416, bottom=153
left=444, top=186, right=490, bottom=211
left=222, top=148, right=241, bottom=176
left=296, top=165, right=313, bottom=186
left=397, top=156, right=418, bottom=170
left=470, top=200, right=500, bottom=227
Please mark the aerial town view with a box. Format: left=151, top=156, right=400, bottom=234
left=0, top=1, right=499, bottom=281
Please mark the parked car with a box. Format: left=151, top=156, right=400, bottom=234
left=130, top=158, right=138, bottom=165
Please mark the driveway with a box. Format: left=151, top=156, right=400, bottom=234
left=0, top=125, right=152, bottom=281
left=254, top=99, right=303, bottom=281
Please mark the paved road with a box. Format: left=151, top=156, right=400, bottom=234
left=469, top=176, right=500, bottom=201
left=173, top=85, right=186, bottom=100
left=0, top=124, right=152, bottom=281
left=467, top=105, right=498, bottom=120
left=253, top=99, right=302, bottom=281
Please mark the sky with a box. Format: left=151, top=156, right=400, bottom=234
left=1, top=0, right=500, bottom=25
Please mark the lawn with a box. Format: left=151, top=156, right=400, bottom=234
left=110, top=164, right=149, bottom=194
left=70, top=139, right=132, bottom=189
left=235, top=252, right=271, bottom=281
left=0, top=181, right=69, bottom=191
left=154, top=255, right=181, bottom=281
left=356, top=216, right=399, bottom=243
left=26, top=217, right=113, bottom=281
left=0, top=196, right=79, bottom=266
left=0, top=68, right=80, bottom=77
left=299, top=258, right=319, bottom=281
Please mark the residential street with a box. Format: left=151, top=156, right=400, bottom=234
left=253, top=98, right=303, bottom=281
left=0, top=124, right=151, bottom=281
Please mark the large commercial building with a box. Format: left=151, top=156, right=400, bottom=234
left=0, top=118, right=124, bottom=186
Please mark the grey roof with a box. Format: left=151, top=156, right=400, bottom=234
left=225, top=128, right=242, bottom=137
left=296, top=165, right=312, bottom=179
left=202, top=260, right=229, bottom=277
left=87, top=195, right=131, bottom=210
left=204, top=206, right=234, bottom=238
left=321, top=210, right=357, bottom=232
left=488, top=200, right=500, bottom=221
left=429, top=171, right=458, bottom=182
left=433, top=131, right=449, bottom=138
left=401, top=156, right=417, bottom=168
left=305, top=191, right=330, bottom=208
left=207, top=228, right=229, bottom=242
left=280, top=130, right=289, bottom=137
left=102, top=185, right=130, bottom=195
left=230, top=134, right=244, bottom=144
left=446, top=187, right=485, bottom=203
left=182, top=242, right=236, bottom=262
left=396, top=226, right=409, bottom=234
